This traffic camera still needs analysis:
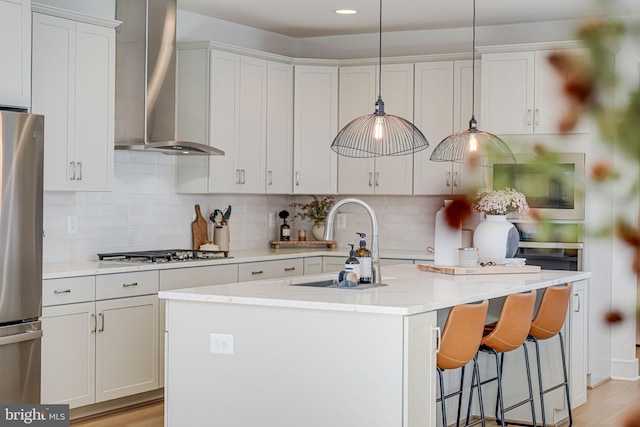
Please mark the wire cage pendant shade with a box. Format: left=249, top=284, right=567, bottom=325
left=429, top=0, right=514, bottom=167
left=330, top=0, right=429, bottom=158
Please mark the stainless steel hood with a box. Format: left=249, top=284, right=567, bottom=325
left=115, top=0, right=223, bottom=155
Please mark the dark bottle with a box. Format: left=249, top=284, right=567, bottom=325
left=279, top=210, right=291, bottom=241
left=355, top=232, right=372, bottom=283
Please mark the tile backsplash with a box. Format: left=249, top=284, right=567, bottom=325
left=43, top=151, right=448, bottom=263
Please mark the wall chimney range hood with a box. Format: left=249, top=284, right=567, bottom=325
left=114, top=0, right=223, bottom=155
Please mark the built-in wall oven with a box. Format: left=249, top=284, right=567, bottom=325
left=514, top=223, right=583, bottom=271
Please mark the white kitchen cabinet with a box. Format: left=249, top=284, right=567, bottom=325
left=41, top=271, right=159, bottom=408
left=238, top=258, right=304, bottom=282
left=303, top=256, right=323, bottom=275
left=94, top=294, right=158, bottom=402
left=266, top=61, right=294, bottom=193
left=31, top=8, right=116, bottom=191
left=569, top=280, right=588, bottom=408
left=41, top=276, right=96, bottom=408
left=177, top=46, right=283, bottom=194
left=207, top=51, right=267, bottom=193
left=0, top=0, right=30, bottom=108
left=414, top=60, right=485, bottom=195
left=322, top=256, right=344, bottom=273
left=338, top=64, right=415, bottom=195
left=293, top=64, right=338, bottom=194
left=480, top=48, right=590, bottom=135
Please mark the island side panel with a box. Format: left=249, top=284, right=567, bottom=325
left=165, top=299, right=406, bottom=427
left=403, top=310, right=438, bottom=427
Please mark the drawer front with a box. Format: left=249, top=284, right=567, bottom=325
left=96, top=271, right=159, bottom=300
left=238, top=259, right=303, bottom=282
left=159, top=264, right=238, bottom=291
left=43, top=276, right=96, bottom=307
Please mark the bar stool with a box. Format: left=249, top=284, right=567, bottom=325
left=437, top=300, right=489, bottom=427
left=471, top=290, right=537, bottom=427
left=527, top=284, right=574, bottom=427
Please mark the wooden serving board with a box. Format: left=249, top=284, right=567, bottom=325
left=417, top=263, right=541, bottom=275
left=270, top=240, right=337, bottom=249
left=191, top=204, right=208, bottom=250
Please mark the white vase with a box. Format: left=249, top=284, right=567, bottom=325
left=311, top=223, right=325, bottom=241
left=434, top=200, right=462, bottom=266
left=473, top=215, right=519, bottom=263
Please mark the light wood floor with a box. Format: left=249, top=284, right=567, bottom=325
left=70, top=379, right=640, bottom=427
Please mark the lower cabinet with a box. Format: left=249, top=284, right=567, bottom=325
left=238, top=259, right=303, bottom=282
left=303, top=257, right=323, bottom=275
left=41, top=271, right=159, bottom=408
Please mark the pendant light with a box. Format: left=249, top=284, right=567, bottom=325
left=330, top=0, right=429, bottom=158
left=429, top=0, right=515, bottom=167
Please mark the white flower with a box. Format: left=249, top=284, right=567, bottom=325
left=471, top=188, right=529, bottom=216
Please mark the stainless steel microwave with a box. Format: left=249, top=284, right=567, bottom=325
left=493, top=152, right=585, bottom=220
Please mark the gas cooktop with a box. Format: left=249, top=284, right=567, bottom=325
left=97, top=249, right=231, bottom=263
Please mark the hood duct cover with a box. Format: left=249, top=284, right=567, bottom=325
left=114, top=0, right=223, bottom=155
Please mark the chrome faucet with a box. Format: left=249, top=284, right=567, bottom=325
left=323, top=198, right=381, bottom=284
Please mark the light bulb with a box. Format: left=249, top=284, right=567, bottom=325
left=469, top=133, right=478, bottom=152
left=373, top=116, right=384, bottom=141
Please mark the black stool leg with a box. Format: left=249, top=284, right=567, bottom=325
left=522, top=343, right=537, bottom=427
left=558, top=332, right=573, bottom=427
left=473, top=355, right=486, bottom=427
left=530, top=336, right=546, bottom=426
left=456, top=365, right=466, bottom=427
left=437, top=367, right=448, bottom=427
left=492, top=349, right=506, bottom=427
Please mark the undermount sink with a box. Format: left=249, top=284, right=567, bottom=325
left=291, top=280, right=387, bottom=290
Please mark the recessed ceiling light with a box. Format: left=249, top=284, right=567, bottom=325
left=335, top=9, right=357, bottom=15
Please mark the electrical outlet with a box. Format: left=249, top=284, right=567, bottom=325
left=268, top=212, right=275, bottom=227
left=67, top=215, right=77, bottom=235
left=337, top=213, right=347, bottom=229
left=210, top=333, right=234, bottom=354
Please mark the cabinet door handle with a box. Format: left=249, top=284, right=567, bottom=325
left=235, top=169, right=240, bottom=184
left=453, top=171, right=459, bottom=187
left=534, top=108, right=540, bottom=126
left=368, top=172, right=373, bottom=187
left=69, top=162, right=76, bottom=180
left=76, top=162, right=83, bottom=181
left=122, top=282, right=138, bottom=288
left=375, top=172, right=380, bottom=187
left=251, top=270, right=264, bottom=275
left=241, top=169, right=246, bottom=184
left=268, top=171, right=273, bottom=186
left=434, top=326, right=441, bottom=353
left=574, top=293, right=581, bottom=312
left=446, top=171, right=451, bottom=187
left=284, top=267, right=296, bottom=272
left=295, top=172, right=300, bottom=186
left=527, top=109, right=532, bottom=126
left=98, top=313, right=104, bottom=332
left=91, top=313, right=97, bottom=334
left=54, top=289, right=71, bottom=294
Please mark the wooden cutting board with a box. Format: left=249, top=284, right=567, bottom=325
left=416, top=263, right=541, bottom=275
left=191, top=204, right=208, bottom=250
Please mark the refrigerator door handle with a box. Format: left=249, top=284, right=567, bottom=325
left=0, top=329, right=43, bottom=346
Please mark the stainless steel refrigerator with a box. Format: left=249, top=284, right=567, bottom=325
left=0, top=110, right=44, bottom=404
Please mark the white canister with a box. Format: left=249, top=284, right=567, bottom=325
left=458, top=247, right=478, bottom=268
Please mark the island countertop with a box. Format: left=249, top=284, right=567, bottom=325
left=159, top=264, right=591, bottom=315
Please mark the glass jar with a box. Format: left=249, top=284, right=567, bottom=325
left=458, top=247, right=478, bottom=268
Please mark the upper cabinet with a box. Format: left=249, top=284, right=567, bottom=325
left=480, top=48, right=590, bottom=135
left=414, top=60, right=485, bottom=195
left=31, top=8, right=116, bottom=191
left=266, top=61, right=294, bottom=194
left=176, top=45, right=292, bottom=194
left=337, top=63, right=415, bottom=195
left=293, top=65, right=338, bottom=195
left=0, top=0, right=30, bottom=109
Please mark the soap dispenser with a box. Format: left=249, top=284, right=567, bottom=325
left=355, top=232, right=372, bottom=284
left=344, top=244, right=360, bottom=281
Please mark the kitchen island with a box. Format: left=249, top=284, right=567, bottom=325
left=160, top=264, right=590, bottom=427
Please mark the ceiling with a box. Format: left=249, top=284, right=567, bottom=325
left=178, top=0, right=640, bottom=38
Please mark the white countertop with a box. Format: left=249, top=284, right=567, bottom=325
left=159, top=264, right=590, bottom=316
left=42, top=248, right=433, bottom=279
